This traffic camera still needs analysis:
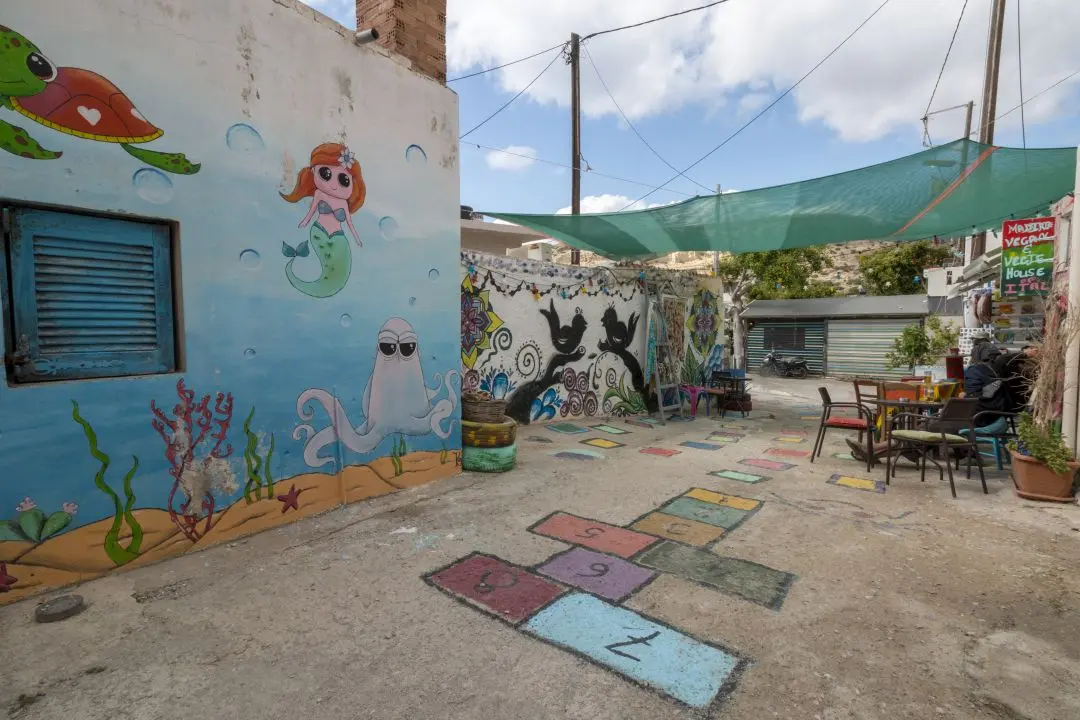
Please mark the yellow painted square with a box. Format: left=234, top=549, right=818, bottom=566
left=685, top=488, right=761, bottom=511
left=582, top=438, right=621, bottom=449
left=777, top=436, right=804, bottom=443
left=836, top=476, right=877, bottom=491
left=631, top=512, right=726, bottom=546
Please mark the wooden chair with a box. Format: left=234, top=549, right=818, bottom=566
left=811, top=387, right=874, bottom=471
left=884, top=398, right=988, bottom=498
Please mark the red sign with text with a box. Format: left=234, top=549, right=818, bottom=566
left=1000, top=217, right=1056, bottom=297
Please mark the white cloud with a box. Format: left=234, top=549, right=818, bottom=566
left=485, top=145, right=539, bottom=171
left=555, top=194, right=667, bottom=214
left=447, top=0, right=1080, bottom=142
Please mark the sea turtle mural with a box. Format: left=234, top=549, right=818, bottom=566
left=0, top=25, right=199, bottom=174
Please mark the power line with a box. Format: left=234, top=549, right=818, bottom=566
left=970, top=68, right=1080, bottom=138
left=922, top=0, right=970, bottom=146
left=583, top=0, right=732, bottom=40
left=448, top=43, right=566, bottom=83
left=465, top=142, right=696, bottom=198
left=1016, top=0, right=1026, bottom=148
left=582, top=45, right=715, bottom=194
left=447, top=1, right=732, bottom=83
left=622, top=0, right=893, bottom=209
left=459, top=47, right=565, bottom=140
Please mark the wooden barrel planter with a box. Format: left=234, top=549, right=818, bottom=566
left=462, top=443, right=517, bottom=473
left=462, top=418, right=517, bottom=448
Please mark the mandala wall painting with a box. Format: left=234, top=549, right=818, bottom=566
left=686, top=289, right=719, bottom=360
left=461, top=275, right=505, bottom=369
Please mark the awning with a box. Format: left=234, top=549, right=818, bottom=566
left=485, top=140, right=1077, bottom=259
left=948, top=246, right=1003, bottom=297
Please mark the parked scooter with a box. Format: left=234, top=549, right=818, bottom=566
left=758, top=351, right=809, bottom=379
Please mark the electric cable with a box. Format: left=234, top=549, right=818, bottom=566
left=922, top=0, right=971, bottom=147
left=971, top=68, right=1079, bottom=138
left=459, top=47, right=565, bottom=140
left=583, top=44, right=715, bottom=194
left=621, top=0, right=894, bottom=209
left=465, top=143, right=695, bottom=198
left=448, top=43, right=566, bottom=83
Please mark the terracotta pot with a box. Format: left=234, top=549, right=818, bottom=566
left=1009, top=450, right=1078, bottom=503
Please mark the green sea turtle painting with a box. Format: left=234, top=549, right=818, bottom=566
left=0, top=25, right=199, bottom=174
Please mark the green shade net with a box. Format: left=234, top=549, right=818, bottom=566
left=485, top=140, right=1076, bottom=259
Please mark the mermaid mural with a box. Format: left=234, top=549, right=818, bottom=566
left=280, top=142, right=364, bottom=298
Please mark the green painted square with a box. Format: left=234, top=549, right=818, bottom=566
left=659, top=496, right=751, bottom=531
left=548, top=423, right=589, bottom=434
left=591, top=424, right=630, bottom=435
left=709, top=469, right=768, bottom=484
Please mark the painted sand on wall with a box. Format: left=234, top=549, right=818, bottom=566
left=0, top=452, right=457, bottom=605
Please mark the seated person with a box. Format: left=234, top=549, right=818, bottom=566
left=964, top=343, right=1011, bottom=434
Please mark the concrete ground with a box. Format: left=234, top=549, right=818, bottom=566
left=2, top=378, right=1079, bottom=720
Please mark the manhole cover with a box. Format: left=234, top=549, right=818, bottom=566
left=34, top=594, right=86, bottom=623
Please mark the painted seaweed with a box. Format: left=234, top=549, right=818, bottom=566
left=242, top=407, right=276, bottom=504
left=71, top=401, right=143, bottom=566
left=390, top=435, right=407, bottom=476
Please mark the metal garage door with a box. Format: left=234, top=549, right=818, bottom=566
left=827, top=318, right=920, bottom=379
left=747, top=321, right=825, bottom=375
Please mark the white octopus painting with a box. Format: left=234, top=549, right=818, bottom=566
left=294, top=318, right=459, bottom=468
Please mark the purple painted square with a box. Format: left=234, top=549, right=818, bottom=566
left=536, top=547, right=657, bottom=602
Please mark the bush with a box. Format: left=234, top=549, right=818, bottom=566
left=885, top=316, right=958, bottom=371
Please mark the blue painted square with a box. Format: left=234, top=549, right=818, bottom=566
left=523, top=593, right=742, bottom=708
left=680, top=441, right=723, bottom=451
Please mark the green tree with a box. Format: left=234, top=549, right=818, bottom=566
left=858, top=241, right=955, bottom=296
left=884, top=316, right=960, bottom=371
left=716, top=248, right=836, bottom=367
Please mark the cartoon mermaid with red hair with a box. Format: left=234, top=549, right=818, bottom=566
left=280, top=142, right=365, bottom=298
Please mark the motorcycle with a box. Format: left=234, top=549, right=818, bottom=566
left=759, top=351, right=809, bottom=379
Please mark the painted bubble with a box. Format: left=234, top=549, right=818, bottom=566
left=406, top=144, right=427, bottom=164
left=340, top=313, right=353, bottom=328
left=239, top=249, right=261, bottom=268
left=133, top=168, right=173, bottom=204
left=408, top=296, right=417, bottom=306
left=379, top=216, right=398, bottom=241
left=226, top=123, right=265, bottom=153
left=428, top=268, right=440, bottom=281
left=244, top=348, right=256, bottom=359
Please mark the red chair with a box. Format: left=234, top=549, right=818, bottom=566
left=811, top=387, right=874, bottom=471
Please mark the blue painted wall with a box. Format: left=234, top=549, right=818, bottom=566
left=0, top=0, right=460, bottom=596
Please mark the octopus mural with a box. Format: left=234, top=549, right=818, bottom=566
left=294, top=318, right=459, bottom=467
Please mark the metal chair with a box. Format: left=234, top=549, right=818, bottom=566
left=811, top=387, right=874, bottom=471
left=884, top=398, right=988, bottom=498
left=966, top=411, right=1020, bottom=472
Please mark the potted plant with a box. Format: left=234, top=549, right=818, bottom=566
left=1009, top=414, right=1078, bottom=501
left=1008, top=291, right=1078, bottom=502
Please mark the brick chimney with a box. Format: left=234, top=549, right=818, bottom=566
left=356, top=0, right=447, bottom=83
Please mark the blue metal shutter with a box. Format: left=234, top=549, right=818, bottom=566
left=7, top=208, right=176, bottom=382
left=747, top=321, right=825, bottom=375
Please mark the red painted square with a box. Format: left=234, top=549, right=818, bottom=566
left=640, top=447, right=681, bottom=457
left=427, top=554, right=565, bottom=624
left=531, top=512, right=659, bottom=558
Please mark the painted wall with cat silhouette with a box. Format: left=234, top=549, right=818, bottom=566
left=460, top=251, right=703, bottom=423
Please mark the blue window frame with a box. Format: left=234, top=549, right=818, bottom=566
left=2, top=207, right=178, bottom=384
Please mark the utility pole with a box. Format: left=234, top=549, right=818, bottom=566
left=569, top=32, right=582, bottom=266
left=712, top=184, right=721, bottom=276
left=970, top=0, right=1007, bottom=259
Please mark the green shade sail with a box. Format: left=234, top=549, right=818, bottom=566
left=485, top=140, right=1077, bottom=259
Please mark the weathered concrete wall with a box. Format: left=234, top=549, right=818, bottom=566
left=460, top=251, right=715, bottom=423
left=0, top=0, right=460, bottom=604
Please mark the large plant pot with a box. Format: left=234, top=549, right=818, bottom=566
left=1009, top=450, right=1078, bottom=503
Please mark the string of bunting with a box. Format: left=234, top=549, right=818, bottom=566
left=464, top=260, right=646, bottom=302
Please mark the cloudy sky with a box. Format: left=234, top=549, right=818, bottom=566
left=307, top=0, right=1080, bottom=216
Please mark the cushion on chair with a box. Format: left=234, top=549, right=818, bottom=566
left=824, top=417, right=868, bottom=429
left=892, top=430, right=967, bottom=443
